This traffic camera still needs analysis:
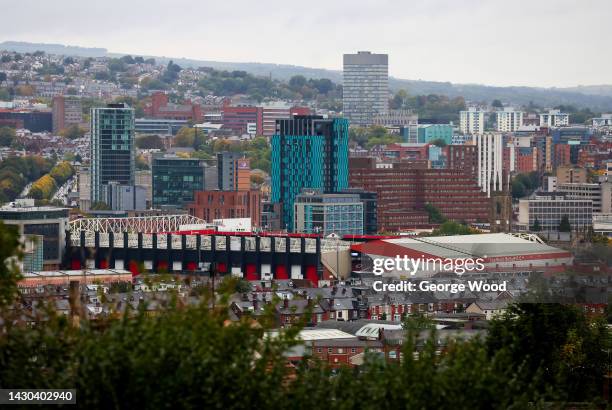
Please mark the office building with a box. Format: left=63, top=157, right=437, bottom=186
left=143, top=92, right=203, bottom=122
left=343, top=51, right=389, bottom=126
left=556, top=166, right=587, bottom=184
left=221, top=104, right=263, bottom=135
left=135, top=170, right=152, bottom=207
left=21, top=234, right=44, bottom=273
left=556, top=181, right=612, bottom=214
left=496, top=108, right=523, bottom=132
left=539, top=109, right=569, bottom=127
left=349, top=158, right=491, bottom=232
left=417, top=124, right=453, bottom=144
left=77, top=165, right=91, bottom=211
left=102, top=183, right=146, bottom=211
left=460, top=108, right=485, bottom=135
left=134, top=118, right=187, bottom=136
left=188, top=190, right=261, bottom=227
left=340, top=188, right=378, bottom=235
left=0, top=200, right=69, bottom=270
left=217, top=152, right=251, bottom=191
left=152, top=155, right=206, bottom=209
left=260, top=103, right=310, bottom=137
left=517, top=193, right=592, bottom=232
left=0, top=109, right=53, bottom=132
left=293, top=190, right=364, bottom=237
left=90, top=103, right=135, bottom=205
left=271, top=116, right=349, bottom=231
left=260, top=201, right=282, bottom=231
left=52, top=95, right=83, bottom=133
left=593, top=114, right=612, bottom=128
left=372, top=110, right=417, bottom=128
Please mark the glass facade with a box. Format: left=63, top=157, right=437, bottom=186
left=294, top=192, right=364, bottom=236
left=528, top=198, right=592, bottom=231
left=271, top=116, right=349, bottom=231
left=152, top=157, right=205, bottom=208
left=91, top=104, right=135, bottom=204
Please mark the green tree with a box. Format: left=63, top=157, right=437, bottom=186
left=91, top=201, right=111, bottom=210
left=531, top=217, right=541, bottom=232
left=0, top=127, right=16, bottom=147
left=429, top=138, right=447, bottom=147
left=432, top=220, right=474, bottom=236
left=559, top=215, right=571, bottom=232
left=59, top=124, right=86, bottom=140
left=0, top=222, right=22, bottom=308
left=136, top=135, right=165, bottom=150
left=424, top=203, right=447, bottom=224
left=491, top=99, right=503, bottom=108
left=487, top=303, right=609, bottom=402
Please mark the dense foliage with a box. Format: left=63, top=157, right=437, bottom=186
left=389, top=90, right=466, bottom=123
left=0, top=225, right=609, bottom=408
left=195, top=69, right=342, bottom=105
left=511, top=171, right=540, bottom=199
left=28, top=161, right=74, bottom=200
left=349, top=126, right=402, bottom=149
left=0, top=155, right=54, bottom=203
left=0, top=222, right=22, bottom=307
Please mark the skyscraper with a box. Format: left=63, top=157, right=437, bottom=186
left=271, top=115, right=349, bottom=231
left=90, top=103, right=135, bottom=204
left=342, top=51, right=388, bottom=126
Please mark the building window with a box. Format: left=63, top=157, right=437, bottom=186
left=328, top=348, right=333, bottom=353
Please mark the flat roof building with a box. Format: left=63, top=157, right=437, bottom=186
left=0, top=202, right=69, bottom=270
left=343, top=51, right=389, bottom=126
left=294, top=190, right=364, bottom=237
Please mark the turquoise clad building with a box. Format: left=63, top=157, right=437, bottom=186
left=417, top=124, right=453, bottom=145
left=271, top=116, right=349, bottom=231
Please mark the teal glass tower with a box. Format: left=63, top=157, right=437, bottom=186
left=271, top=116, right=349, bottom=231
left=90, top=103, right=135, bottom=204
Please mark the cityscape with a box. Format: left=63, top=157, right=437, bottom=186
left=0, top=1, right=610, bottom=408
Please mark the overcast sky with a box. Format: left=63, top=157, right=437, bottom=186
left=2, top=0, right=610, bottom=87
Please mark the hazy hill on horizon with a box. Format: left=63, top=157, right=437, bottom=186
left=3, top=40, right=612, bottom=111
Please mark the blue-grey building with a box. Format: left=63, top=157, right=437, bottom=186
left=293, top=190, right=363, bottom=237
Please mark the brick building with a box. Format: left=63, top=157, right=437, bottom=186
left=144, top=92, right=203, bottom=122
left=221, top=104, right=263, bottom=135
left=349, top=158, right=491, bottom=231
left=516, top=147, right=538, bottom=173
left=52, top=95, right=83, bottom=133
left=188, top=189, right=261, bottom=227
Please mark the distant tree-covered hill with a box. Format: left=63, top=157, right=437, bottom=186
left=3, top=41, right=612, bottom=110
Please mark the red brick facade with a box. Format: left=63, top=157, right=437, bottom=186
left=188, top=189, right=261, bottom=227
left=349, top=158, right=491, bottom=232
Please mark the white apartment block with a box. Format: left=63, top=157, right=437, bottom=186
left=539, top=109, right=569, bottom=127
left=472, top=133, right=509, bottom=197
left=460, top=107, right=485, bottom=135
left=593, top=114, right=612, bottom=128
left=496, top=108, right=523, bottom=132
